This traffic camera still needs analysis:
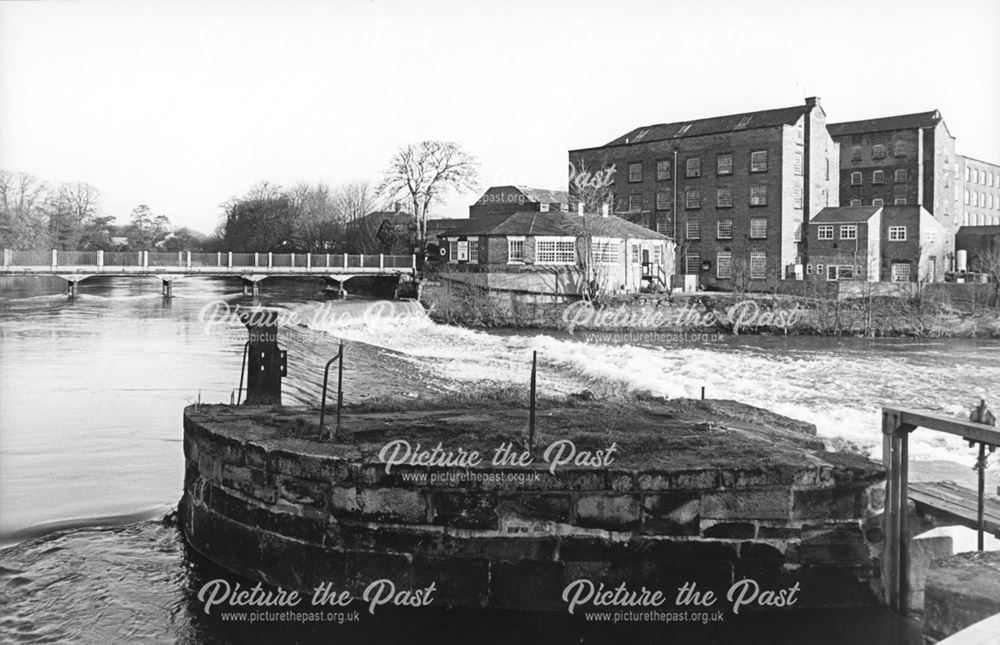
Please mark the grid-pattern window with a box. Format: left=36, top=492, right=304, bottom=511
left=851, top=146, right=862, bottom=161
left=873, top=144, right=886, bottom=159
left=717, top=219, right=733, bottom=239
left=888, top=226, right=907, bottom=241
left=590, top=239, right=620, bottom=264
left=750, top=185, right=768, bottom=206
left=656, top=191, right=670, bottom=210
left=686, top=221, right=701, bottom=240
left=793, top=223, right=802, bottom=242
left=750, top=218, right=767, bottom=239
left=716, top=252, right=733, bottom=279
left=469, top=239, right=479, bottom=263
left=818, top=225, right=834, bottom=240
left=629, top=163, right=642, bottom=183
left=653, top=245, right=663, bottom=265
left=717, top=154, right=733, bottom=175
left=508, top=238, right=525, bottom=263
left=873, top=170, right=885, bottom=184
left=630, top=243, right=640, bottom=264
left=894, top=169, right=907, bottom=183
left=448, top=240, right=458, bottom=262
left=750, top=150, right=768, bottom=172
left=894, top=197, right=907, bottom=205
left=851, top=172, right=862, bottom=185
left=749, top=251, right=766, bottom=279
left=685, top=253, right=701, bottom=274
left=686, top=157, right=701, bottom=178
left=894, top=141, right=906, bottom=157
left=628, top=194, right=642, bottom=211
left=873, top=198, right=884, bottom=207
left=685, top=188, right=701, bottom=209
left=535, top=238, right=576, bottom=264
left=891, top=262, right=911, bottom=282
left=656, top=160, right=671, bottom=181
left=717, top=187, right=733, bottom=208
left=794, top=150, right=803, bottom=175
left=849, top=199, right=862, bottom=206
left=840, top=225, right=857, bottom=240
left=793, top=185, right=803, bottom=209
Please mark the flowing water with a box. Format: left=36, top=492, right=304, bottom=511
left=2, top=274, right=995, bottom=643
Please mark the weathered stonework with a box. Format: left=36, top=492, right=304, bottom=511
left=180, top=403, right=887, bottom=611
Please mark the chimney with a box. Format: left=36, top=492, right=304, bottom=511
left=601, top=203, right=609, bottom=218
left=805, top=96, right=820, bottom=109
left=577, top=203, right=584, bottom=216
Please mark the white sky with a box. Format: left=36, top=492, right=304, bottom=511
left=2, top=0, right=998, bottom=233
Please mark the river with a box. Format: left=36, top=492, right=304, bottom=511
left=1, top=275, right=996, bottom=643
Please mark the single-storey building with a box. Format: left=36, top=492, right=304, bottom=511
left=437, top=208, right=674, bottom=295
left=955, top=225, right=1000, bottom=274
left=806, top=205, right=948, bottom=282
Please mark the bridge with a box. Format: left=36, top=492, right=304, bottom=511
left=0, top=249, right=417, bottom=297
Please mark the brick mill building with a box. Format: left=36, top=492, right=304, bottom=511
left=567, top=97, right=840, bottom=289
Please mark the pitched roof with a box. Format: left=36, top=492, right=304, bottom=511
left=516, top=187, right=569, bottom=204
left=827, top=111, right=942, bottom=137
left=812, top=206, right=881, bottom=223
left=588, top=104, right=808, bottom=149
left=442, top=211, right=670, bottom=240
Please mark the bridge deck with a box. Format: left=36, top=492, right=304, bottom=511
left=909, top=480, right=1000, bottom=538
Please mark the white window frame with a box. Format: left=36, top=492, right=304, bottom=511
left=749, top=251, right=766, bottom=280
left=716, top=251, right=733, bottom=279
left=849, top=199, right=862, bottom=207
left=456, top=240, right=469, bottom=262
left=750, top=185, right=768, bottom=206
left=894, top=198, right=907, bottom=205
left=590, top=237, right=621, bottom=264
left=750, top=218, right=767, bottom=239
left=716, top=187, right=733, bottom=208
left=891, top=262, right=911, bottom=282
left=685, top=253, right=701, bottom=275
left=872, top=144, right=886, bottom=159
left=628, top=162, right=642, bottom=183
left=656, top=159, right=671, bottom=181
left=873, top=198, right=884, bottom=207
left=468, top=236, right=479, bottom=263
left=851, top=172, right=862, bottom=186
left=448, top=240, right=459, bottom=263
left=817, top=225, right=834, bottom=240
left=507, top=236, right=525, bottom=264
left=840, top=225, right=857, bottom=240
left=686, top=157, right=701, bottom=178
left=894, top=169, right=907, bottom=183
left=872, top=170, right=885, bottom=185
left=717, top=219, right=733, bottom=240
left=750, top=150, right=768, bottom=173
left=888, top=226, right=907, bottom=241
left=686, top=221, right=701, bottom=240
left=628, top=194, right=642, bottom=212
left=717, top=154, right=733, bottom=176
left=535, top=236, right=576, bottom=265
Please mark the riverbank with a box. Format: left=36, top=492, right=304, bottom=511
left=419, top=280, right=1000, bottom=338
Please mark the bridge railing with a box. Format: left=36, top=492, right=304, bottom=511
left=2, top=249, right=416, bottom=272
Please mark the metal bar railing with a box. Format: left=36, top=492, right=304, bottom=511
left=529, top=350, right=537, bottom=456
left=317, top=342, right=344, bottom=439
left=236, top=341, right=251, bottom=405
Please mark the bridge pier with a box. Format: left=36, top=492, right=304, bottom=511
left=57, top=274, right=92, bottom=299
left=240, top=275, right=266, bottom=298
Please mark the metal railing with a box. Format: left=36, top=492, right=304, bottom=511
left=1, top=249, right=416, bottom=272
left=317, top=343, right=345, bottom=439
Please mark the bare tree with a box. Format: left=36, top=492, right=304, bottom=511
left=44, top=182, right=101, bottom=250
left=568, top=156, right=617, bottom=213
left=377, top=141, right=480, bottom=256
left=0, top=171, right=49, bottom=249
left=333, top=180, right=378, bottom=224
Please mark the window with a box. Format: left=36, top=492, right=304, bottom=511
left=873, top=198, right=884, bottom=207
left=851, top=146, right=862, bottom=162
left=966, top=166, right=971, bottom=181
left=628, top=163, right=642, bottom=183
left=894, top=197, right=907, bottom=205
left=716, top=187, right=733, bottom=208
left=816, top=264, right=824, bottom=275
left=840, top=225, right=857, bottom=240
left=750, top=150, right=768, bottom=172
left=750, top=218, right=767, bottom=239
left=793, top=223, right=802, bottom=242
left=965, top=189, right=971, bottom=205
left=686, top=221, right=700, bottom=240
left=539, top=203, right=550, bottom=213
left=749, top=251, right=766, bottom=279
left=793, top=185, right=803, bottom=209
left=849, top=199, right=862, bottom=206
left=826, top=265, right=838, bottom=281
left=656, top=191, right=670, bottom=210
left=888, top=226, right=907, bottom=241
left=717, top=219, right=733, bottom=239
left=656, top=160, right=671, bottom=181
left=628, top=194, right=642, bottom=211
left=891, top=262, right=911, bottom=282
left=894, top=169, right=907, bottom=183
left=806, top=263, right=813, bottom=275
left=851, top=171, right=862, bottom=186
left=750, top=185, right=768, bottom=206
left=716, top=252, right=733, bottom=279
left=838, top=265, right=855, bottom=280
left=535, top=238, right=575, bottom=264
left=793, top=150, right=803, bottom=175
left=873, top=170, right=885, bottom=184
left=591, top=238, right=620, bottom=264
left=448, top=240, right=458, bottom=262
left=894, top=141, right=905, bottom=157
left=686, top=157, right=701, bottom=178
left=717, top=154, right=733, bottom=175
left=873, top=144, right=886, bottom=159
left=507, top=237, right=524, bottom=263
left=630, top=243, right=640, bottom=264
left=685, top=253, right=701, bottom=274
left=685, top=188, right=702, bottom=209
left=817, top=225, right=834, bottom=240
left=653, top=244, right=663, bottom=265
left=469, top=238, right=479, bottom=263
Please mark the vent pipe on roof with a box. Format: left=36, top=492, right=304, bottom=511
left=601, top=203, right=609, bottom=218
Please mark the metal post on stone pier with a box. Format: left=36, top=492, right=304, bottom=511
left=969, top=399, right=997, bottom=552
left=318, top=342, right=345, bottom=441
left=529, top=350, right=537, bottom=456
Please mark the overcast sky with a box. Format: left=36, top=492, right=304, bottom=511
left=2, top=0, right=998, bottom=233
